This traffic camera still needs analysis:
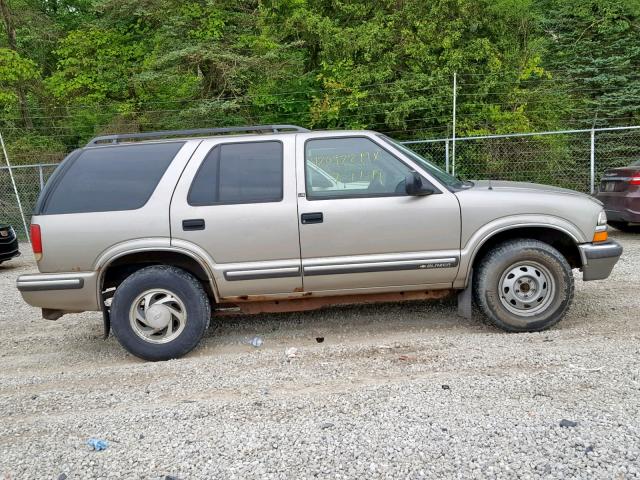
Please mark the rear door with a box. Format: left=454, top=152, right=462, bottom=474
left=296, top=134, right=461, bottom=292
left=170, top=135, right=301, bottom=298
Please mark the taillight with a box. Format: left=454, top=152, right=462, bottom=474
left=630, top=177, right=640, bottom=185
left=30, top=224, right=42, bottom=260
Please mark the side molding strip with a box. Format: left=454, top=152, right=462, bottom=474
left=17, top=277, right=84, bottom=292
left=224, top=266, right=301, bottom=281
left=303, top=257, right=459, bottom=276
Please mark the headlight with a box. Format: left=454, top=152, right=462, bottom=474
left=597, top=210, right=607, bottom=226
left=593, top=210, right=608, bottom=242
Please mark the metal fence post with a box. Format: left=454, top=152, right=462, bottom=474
left=38, top=165, right=44, bottom=191
left=590, top=128, right=595, bottom=194
left=451, top=73, right=457, bottom=177
left=0, top=132, right=30, bottom=242
left=445, top=139, right=450, bottom=173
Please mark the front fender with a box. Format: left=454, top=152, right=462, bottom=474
left=454, top=214, right=586, bottom=288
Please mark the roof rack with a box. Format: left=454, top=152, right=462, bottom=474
left=86, top=124, right=309, bottom=146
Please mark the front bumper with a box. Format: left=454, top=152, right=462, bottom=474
left=578, top=240, right=623, bottom=281
left=0, top=246, right=20, bottom=262
left=0, top=236, right=20, bottom=262
left=16, top=271, right=100, bottom=313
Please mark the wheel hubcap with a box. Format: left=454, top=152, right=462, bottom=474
left=498, top=262, right=555, bottom=317
left=129, top=289, right=187, bottom=344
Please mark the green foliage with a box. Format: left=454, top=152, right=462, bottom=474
left=46, top=27, right=145, bottom=103
left=0, top=47, right=38, bottom=104
left=0, top=0, right=638, bottom=161
left=543, top=0, right=640, bottom=127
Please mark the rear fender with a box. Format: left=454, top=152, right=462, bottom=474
left=94, top=238, right=220, bottom=302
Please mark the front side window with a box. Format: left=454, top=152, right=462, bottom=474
left=379, top=135, right=465, bottom=188
left=189, top=141, right=283, bottom=206
left=305, top=137, right=413, bottom=199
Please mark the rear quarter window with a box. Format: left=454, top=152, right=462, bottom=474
left=41, top=142, right=184, bottom=215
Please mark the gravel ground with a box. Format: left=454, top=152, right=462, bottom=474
left=1, top=230, right=639, bottom=480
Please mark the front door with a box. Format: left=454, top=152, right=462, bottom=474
left=296, top=134, right=461, bottom=292
left=170, top=136, right=301, bottom=298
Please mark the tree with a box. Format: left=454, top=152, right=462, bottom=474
left=0, top=0, right=33, bottom=127
left=542, top=0, right=640, bottom=127
left=0, top=48, right=38, bottom=109
left=261, top=0, right=560, bottom=138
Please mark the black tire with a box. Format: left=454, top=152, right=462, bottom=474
left=609, top=221, right=640, bottom=233
left=473, top=239, right=574, bottom=332
left=110, top=265, right=211, bottom=361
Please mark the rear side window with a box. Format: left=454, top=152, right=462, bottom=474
left=188, top=141, right=283, bottom=206
left=42, top=142, right=184, bottom=214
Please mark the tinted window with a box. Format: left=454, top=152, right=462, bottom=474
left=188, top=141, right=283, bottom=206
left=43, top=142, right=183, bottom=214
left=305, top=137, right=412, bottom=199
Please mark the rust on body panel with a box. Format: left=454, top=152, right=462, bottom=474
left=222, top=289, right=453, bottom=314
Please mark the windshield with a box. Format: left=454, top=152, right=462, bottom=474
left=378, top=135, right=465, bottom=188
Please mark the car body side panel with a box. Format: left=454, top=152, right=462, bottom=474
left=453, top=185, right=602, bottom=288
left=169, top=135, right=302, bottom=298
left=455, top=185, right=599, bottom=247
left=597, top=187, right=640, bottom=224
left=33, top=141, right=200, bottom=273
left=295, top=131, right=462, bottom=291
left=18, top=271, right=100, bottom=311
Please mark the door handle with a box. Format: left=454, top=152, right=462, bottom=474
left=301, top=212, right=323, bottom=224
left=182, top=218, right=205, bottom=231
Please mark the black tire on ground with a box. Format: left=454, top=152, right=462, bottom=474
left=609, top=221, right=640, bottom=233
left=110, top=265, right=211, bottom=361
left=473, top=239, right=574, bottom=332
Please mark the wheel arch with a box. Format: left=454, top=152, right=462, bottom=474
left=464, top=225, right=583, bottom=286
left=98, top=248, right=220, bottom=304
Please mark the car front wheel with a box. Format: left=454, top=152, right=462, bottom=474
left=110, top=265, right=211, bottom=361
left=473, top=239, right=574, bottom=332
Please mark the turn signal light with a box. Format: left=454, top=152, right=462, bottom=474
left=593, top=230, right=608, bottom=243
left=30, top=224, right=42, bottom=260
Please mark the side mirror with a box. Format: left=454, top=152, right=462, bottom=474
left=405, top=171, right=434, bottom=196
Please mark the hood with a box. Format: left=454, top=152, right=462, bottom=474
left=464, top=180, right=602, bottom=204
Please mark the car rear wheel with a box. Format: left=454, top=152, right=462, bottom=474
left=110, top=265, right=211, bottom=361
left=473, top=239, right=574, bottom=332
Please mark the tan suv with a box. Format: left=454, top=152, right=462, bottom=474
left=17, top=125, right=623, bottom=360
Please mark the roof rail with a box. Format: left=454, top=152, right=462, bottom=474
left=86, top=124, right=309, bottom=146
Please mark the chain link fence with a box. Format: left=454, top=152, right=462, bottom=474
left=405, top=126, right=640, bottom=193
left=0, top=164, right=58, bottom=239
left=2, top=126, right=639, bottom=240
left=406, top=132, right=594, bottom=192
